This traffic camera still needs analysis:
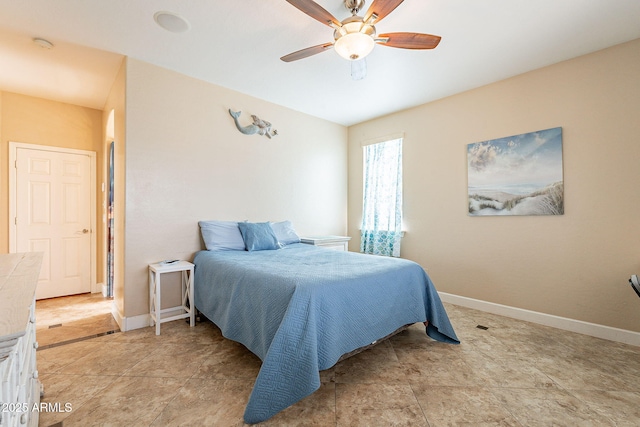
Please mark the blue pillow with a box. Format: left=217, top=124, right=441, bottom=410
left=199, top=221, right=245, bottom=251
left=270, top=220, right=301, bottom=245
left=237, top=222, right=280, bottom=251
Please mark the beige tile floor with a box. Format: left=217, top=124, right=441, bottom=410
left=35, top=299, right=640, bottom=426
left=36, top=293, right=120, bottom=348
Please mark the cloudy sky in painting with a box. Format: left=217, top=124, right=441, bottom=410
left=467, top=127, right=563, bottom=192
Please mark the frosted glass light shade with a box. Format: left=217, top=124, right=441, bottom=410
left=334, top=32, right=375, bottom=61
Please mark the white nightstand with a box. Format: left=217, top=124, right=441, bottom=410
left=148, top=261, right=195, bottom=335
left=300, top=235, right=351, bottom=251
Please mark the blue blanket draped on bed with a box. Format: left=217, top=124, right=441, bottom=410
left=193, top=243, right=459, bottom=424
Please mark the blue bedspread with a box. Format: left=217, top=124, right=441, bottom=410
left=193, top=243, right=458, bottom=424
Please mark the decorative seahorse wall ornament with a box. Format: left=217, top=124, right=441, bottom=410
left=229, top=109, right=278, bottom=139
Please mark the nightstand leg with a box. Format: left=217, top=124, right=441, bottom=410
left=155, top=273, right=161, bottom=335
left=181, top=269, right=195, bottom=327
left=149, top=269, right=155, bottom=327
left=188, top=268, right=195, bottom=327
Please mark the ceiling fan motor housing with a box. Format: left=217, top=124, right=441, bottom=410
left=344, top=0, right=366, bottom=14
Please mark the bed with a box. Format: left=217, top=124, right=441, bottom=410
left=193, top=221, right=459, bottom=424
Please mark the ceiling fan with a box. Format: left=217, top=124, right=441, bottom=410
left=280, top=0, right=441, bottom=80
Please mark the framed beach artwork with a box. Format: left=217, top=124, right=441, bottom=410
left=467, top=127, right=564, bottom=216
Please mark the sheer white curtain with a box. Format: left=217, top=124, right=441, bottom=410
left=360, top=138, right=403, bottom=257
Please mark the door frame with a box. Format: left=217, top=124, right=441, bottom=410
left=9, top=142, right=98, bottom=294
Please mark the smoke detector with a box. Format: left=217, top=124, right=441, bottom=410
left=33, top=38, right=54, bottom=49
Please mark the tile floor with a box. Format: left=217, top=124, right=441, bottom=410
left=36, top=293, right=120, bottom=348
left=35, top=297, right=640, bottom=426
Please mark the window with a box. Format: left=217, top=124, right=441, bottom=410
left=360, top=137, right=403, bottom=257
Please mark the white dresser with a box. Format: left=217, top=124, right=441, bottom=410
left=0, top=253, right=42, bottom=427
left=300, top=236, right=351, bottom=251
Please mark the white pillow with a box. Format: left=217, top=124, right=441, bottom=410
left=270, top=220, right=301, bottom=245
left=199, top=220, right=245, bottom=251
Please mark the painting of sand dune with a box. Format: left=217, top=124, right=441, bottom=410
left=467, top=127, right=564, bottom=216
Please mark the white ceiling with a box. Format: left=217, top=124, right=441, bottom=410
left=0, top=0, right=639, bottom=126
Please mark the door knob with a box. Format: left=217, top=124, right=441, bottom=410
left=82, top=229, right=90, bottom=234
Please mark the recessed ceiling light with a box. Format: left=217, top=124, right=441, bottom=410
left=33, top=37, right=54, bottom=49
left=154, top=11, right=190, bottom=33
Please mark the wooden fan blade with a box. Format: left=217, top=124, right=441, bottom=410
left=364, top=0, right=404, bottom=24
left=280, top=43, right=334, bottom=62
left=286, top=0, right=341, bottom=27
left=377, top=32, right=441, bottom=49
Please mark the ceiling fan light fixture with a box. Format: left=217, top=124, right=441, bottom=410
left=280, top=0, right=442, bottom=78
left=335, top=32, right=374, bottom=60
left=334, top=18, right=375, bottom=61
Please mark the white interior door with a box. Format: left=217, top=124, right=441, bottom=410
left=15, top=146, right=92, bottom=299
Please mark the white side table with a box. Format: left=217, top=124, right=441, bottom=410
left=300, top=236, right=351, bottom=251
left=148, top=261, right=195, bottom=335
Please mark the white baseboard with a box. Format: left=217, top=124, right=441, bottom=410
left=110, top=308, right=150, bottom=332
left=122, top=314, right=151, bottom=331
left=101, top=283, right=107, bottom=297
left=93, top=281, right=103, bottom=295
left=439, top=292, right=640, bottom=347
left=110, top=304, right=187, bottom=332
left=111, top=301, right=123, bottom=330
left=110, top=303, right=148, bottom=331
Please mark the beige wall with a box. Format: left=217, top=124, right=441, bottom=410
left=0, top=92, right=104, bottom=285
left=122, top=59, right=348, bottom=319
left=348, top=39, right=640, bottom=333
